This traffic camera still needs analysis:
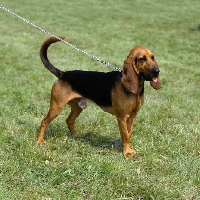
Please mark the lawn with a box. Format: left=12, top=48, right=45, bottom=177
left=0, top=0, right=200, bottom=199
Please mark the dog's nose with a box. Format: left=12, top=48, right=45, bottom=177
left=152, top=68, right=160, bottom=75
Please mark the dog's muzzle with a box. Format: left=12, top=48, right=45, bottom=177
left=140, top=67, right=160, bottom=81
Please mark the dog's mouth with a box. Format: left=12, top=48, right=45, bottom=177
left=152, top=77, right=158, bottom=83
left=139, top=68, right=160, bottom=82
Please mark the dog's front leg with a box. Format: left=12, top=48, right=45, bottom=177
left=127, top=112, right=137, bottom=134
left=117, top=117, right=136, bottom=158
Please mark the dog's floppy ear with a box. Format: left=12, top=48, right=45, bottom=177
left=122, top=57, right=139, bottom=94
left=150, top=78, right=162, bottom=90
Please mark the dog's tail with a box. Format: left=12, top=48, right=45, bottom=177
left=40, top=36, right=65, bottom=78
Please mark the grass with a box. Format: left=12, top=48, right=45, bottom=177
left=0, top=0, right=200, bottom=199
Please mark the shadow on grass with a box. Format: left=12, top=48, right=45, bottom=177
left=188, top=24, right=200, bottom=31
left=39, top=124, right=123, bottom=153
left=75, top=132, right=123, bottom=153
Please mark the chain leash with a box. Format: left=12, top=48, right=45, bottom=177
left=0, top=4, right=122, bottom=73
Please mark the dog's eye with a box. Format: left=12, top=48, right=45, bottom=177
left=139, top=57, right=147, bottom=62
left=151, top=55, right=155, bottom=60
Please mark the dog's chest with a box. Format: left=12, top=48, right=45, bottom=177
left=126, top=96, right=143, bottom=115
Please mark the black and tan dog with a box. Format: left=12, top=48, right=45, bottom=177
left=37, top=36, right=162, bottom=158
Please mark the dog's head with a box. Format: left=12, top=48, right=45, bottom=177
left=122, top=46, right=162, bottom=94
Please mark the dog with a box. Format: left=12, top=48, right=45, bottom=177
left=37, top=36, right=162, bottom=158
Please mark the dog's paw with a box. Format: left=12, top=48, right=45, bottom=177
left=37, top=138, right=46, bottom=144
left=123, top=149, right=136, bottom=158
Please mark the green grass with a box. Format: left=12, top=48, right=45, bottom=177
left=0, top=0, right=200, bottom=199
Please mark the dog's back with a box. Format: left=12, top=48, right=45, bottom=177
left=60, top=70, right=121, bottom=107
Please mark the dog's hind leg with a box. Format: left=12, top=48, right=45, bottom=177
left=37, top=81, right=74, bottom=144
left=37, top=102, right=64, bottom=144
left=66, top=100, right=83, bottom=136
